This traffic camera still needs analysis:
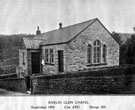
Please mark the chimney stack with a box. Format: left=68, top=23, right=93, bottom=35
left=36, top=26, right=41, bottom=35
left=59, top=23, right=62, bottom=29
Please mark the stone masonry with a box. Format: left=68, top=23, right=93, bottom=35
left=41, top=20, right=119, bottom=74
left=65, top=20, right=119, bottom=72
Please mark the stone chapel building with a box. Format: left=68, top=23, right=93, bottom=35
left=19, top=18, right=119, bottom=76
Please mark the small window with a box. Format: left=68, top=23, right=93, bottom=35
left=93, top=40, right=101, bottom=64
left=103, top=45, right=107, bottom=63
left=45, top=49, right=49, bottom=63
left=87, top=44, right=92, bottom=64
left=50, top=49, right=54, bottom=64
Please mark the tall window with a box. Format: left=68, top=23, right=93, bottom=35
left=103, top=45, right=107, bottom=63
left=50, top=49, right=54, bottom=64
left=87, top=44, right=92, bottom=64
left=45, top=49, right=49, bottom=63
left=22, top=52, right=25, bottom=65
left=93, top=40, right=100, bottom=64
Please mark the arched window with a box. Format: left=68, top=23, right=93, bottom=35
left=93, top=40, right=100, bottom=64
left=103, top=45, right=107, bottom=63
left=87, top=44, right=92, bottom=64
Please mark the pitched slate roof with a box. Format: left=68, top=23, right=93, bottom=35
left=23, top=38, right=43, bottom=49
left=34, top=18, right=97, bottom=45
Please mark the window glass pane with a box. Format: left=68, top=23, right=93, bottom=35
left=22, top=52, right=25, bottom=65
left=97, top=47, right=100, bottom=51
left=94, top=41, right=96, bottom=45
left=50, top=49, right=54, bottom=63
left=88, top=59, right=91, bottom=63
left=97, top=40, right=100, bottom=45
left=52, top=54, right=54, bottom=62
left=94, top=47, right=96, bottom=52
left=88, top=48, right=90, bottom=53
left=93, top=40, right=100, bottom=64
left=103, top=45, right=106, bottom=63
left=87, top=44, right=92, bottom=63
left=45, top=49, right=49, bottom=63
left=97, top=58, right=100, bottom=63
left=94, top=59, right=96, bottom=63
left=97, top=53, right=100, bottom=57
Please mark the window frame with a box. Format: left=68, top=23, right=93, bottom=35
left=45, top=48, right=55, bottom=65
left=45, top=49, right=49, bottom=63
left=22, top=52, right=25, bottom=65
left=102, top=44, right=107, bottom=63
left=87, top=44, right=92, bottom=64
left=50, top=49, right=54, bottom=64
left=93, top=40, right=101, bottom=64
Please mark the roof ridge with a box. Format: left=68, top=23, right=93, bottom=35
left=23, top=37, right=42, bottom=40
left=34, top=18, right=98, bottom=45
left=36, top=18, right=97, bottom=36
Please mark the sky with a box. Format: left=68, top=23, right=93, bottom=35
left=0, top=0, right=135, bottom=35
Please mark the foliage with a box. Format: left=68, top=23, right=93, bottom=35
left=112, top=32, right=135, bottom=64
left=112, top=32, right=123, bottom=45
left=0, top=34, right=34, bottom=75
left=123, top=35, right=135, bottom=64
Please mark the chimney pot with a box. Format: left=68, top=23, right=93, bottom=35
left=36, top=26, right=41, bottom=35
left=37, top=26, right=39, bottom=30
left=59, top=23, right=62, bottom=29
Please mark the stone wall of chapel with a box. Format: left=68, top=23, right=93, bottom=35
left=65, top=20, right=119, bottom=72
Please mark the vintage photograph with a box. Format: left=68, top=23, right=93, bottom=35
left=0, top=0, right=135, bottom=95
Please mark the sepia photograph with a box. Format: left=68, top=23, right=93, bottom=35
left=0, top=0, right=135, bottom=109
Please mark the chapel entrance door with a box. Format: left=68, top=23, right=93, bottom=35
left=58, top=50, right=64, bottom=72
left=31, top=52, right=40, bottom=74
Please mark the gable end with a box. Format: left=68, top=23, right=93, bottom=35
left=67, top=19, right=97, bottom=43
left=96, top=19, right=120, bottom=46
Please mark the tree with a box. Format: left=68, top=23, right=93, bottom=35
left=112, top=32, right=123, bottom=45
left=124, top=35, right=135, bottom=64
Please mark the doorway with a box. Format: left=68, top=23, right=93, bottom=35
left=58, top=50, right=64, bottom=72
left=31, top=52, right=40, bottom=74
left=25, top=76, right=31, bottom=91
